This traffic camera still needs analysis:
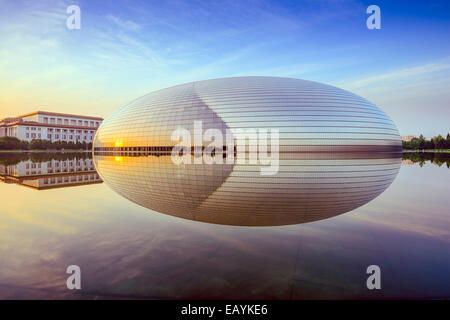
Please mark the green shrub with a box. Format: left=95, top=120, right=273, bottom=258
left=0, top=136, right=93, bottom=150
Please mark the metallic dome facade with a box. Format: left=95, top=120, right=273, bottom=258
left=93, top=76, right=401, bottom=152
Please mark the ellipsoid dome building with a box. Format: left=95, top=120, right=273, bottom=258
left=93, top=77, right=402, bottom=226
left=93, top=76, right=401, bottom=152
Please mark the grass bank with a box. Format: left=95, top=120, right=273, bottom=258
left=0, top=149, right=91, bottom=153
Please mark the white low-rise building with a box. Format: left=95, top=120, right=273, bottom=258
left=0, top=111, right=103, bottom=143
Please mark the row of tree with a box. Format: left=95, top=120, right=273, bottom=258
left=0, top=137, right=93, bottom=150
left=402, top=134, right=450, bottom=150
left=2, top=135, right=450, bottom=151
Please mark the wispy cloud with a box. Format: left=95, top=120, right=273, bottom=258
left=331, top=57, right=450, bottom=137
left=337, top=59, right=450, bottom=90
left=106, top=14, right=141, bottom=31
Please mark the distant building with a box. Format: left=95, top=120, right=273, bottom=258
left=401, top=135, right=419, bottom=142
left=0, top=111, right=103, bottom=143
left=401, top=159, right=415, bottom=165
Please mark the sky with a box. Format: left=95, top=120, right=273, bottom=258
left=0, top=0, right=449, bottom=137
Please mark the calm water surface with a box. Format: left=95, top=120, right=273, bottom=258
left=0, top=152, right=449, bottom=299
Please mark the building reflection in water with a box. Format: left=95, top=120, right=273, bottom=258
left=94, top=151, right=401, bottom=226
left=0, top=153, right=102, bottom=190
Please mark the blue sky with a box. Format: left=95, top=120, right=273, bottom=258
left=0, top=0, right=449, bottom=137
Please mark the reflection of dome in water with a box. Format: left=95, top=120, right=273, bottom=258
left=94, top=153, right=401, bottom=226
